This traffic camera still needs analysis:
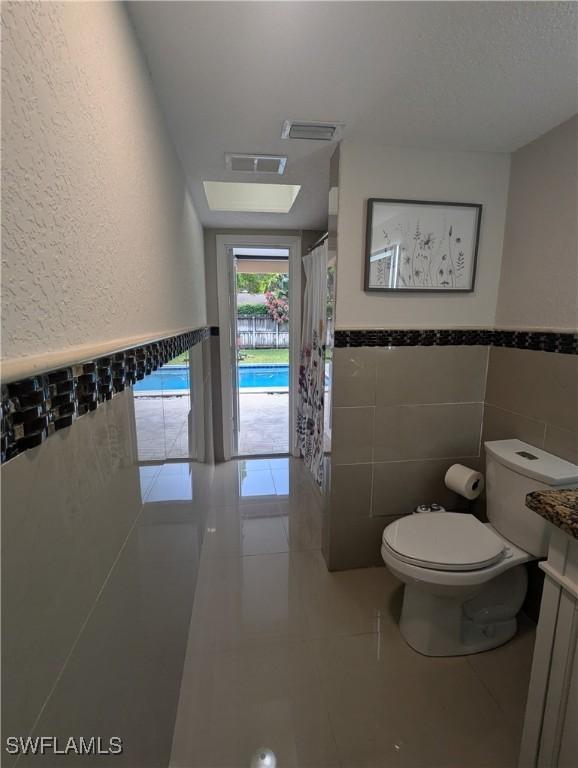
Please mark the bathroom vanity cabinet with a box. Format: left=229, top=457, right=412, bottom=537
left=518, top=521, right=578, bottom=768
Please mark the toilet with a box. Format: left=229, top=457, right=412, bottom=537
left=381, top=439, right=578, bottom=657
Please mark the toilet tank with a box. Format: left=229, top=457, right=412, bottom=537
left=484, top=439, right=578, bottom=557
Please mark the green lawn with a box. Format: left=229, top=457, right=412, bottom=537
left=166, top=351, right=189, bottom=365
left=165, top=348, right=289, bottom=366
left=238, top=348, right=289, bottom=364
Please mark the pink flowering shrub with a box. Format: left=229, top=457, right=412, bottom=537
left=265, top=291, right=289, bottom=324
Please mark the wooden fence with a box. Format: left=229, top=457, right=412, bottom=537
left=237, top=316, right=289, bottom=348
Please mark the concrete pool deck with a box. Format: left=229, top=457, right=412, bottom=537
left=135, top=387, right=289, bottom=396
left=134, top=391, right=289, bottom=458
left=134, top=394, right=191, bottom=461
left=238, top=391, right=289, bottom=455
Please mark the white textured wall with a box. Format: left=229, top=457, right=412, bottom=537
left=1, top=2, right=206, bottom=366
left=335, top=140, right=510, bottom=328
left=495, top=115, right=578, bottom=332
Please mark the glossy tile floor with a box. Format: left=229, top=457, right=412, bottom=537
left=4, top=449, right=534, bottom=767
left=170, top=458, right=535, bottom=768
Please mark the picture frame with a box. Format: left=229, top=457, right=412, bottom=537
left=364, top=198, right=482, bottom=293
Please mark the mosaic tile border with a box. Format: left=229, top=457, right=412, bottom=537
left=491, top=329, right=577, bottom=354
left=334, top=328, right=578, bottom=354
left=0, top=326, right=210, bottom=464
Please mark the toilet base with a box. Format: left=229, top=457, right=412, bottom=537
left=398, top=565, right=527, bottom=656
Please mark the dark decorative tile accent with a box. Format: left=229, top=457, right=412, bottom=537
left=334, top=328, right=578, bottom=354
left=210, top=326, right=220, bottom=336
left=491, top=329, right=578, bottom=354
left=0, top=326, right=210, bottom=464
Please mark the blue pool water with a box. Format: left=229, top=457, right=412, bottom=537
left=133, top=366, right=190, bottom=392
left=133, top=364, right=289, bottom=392
left=238, top=364, right=288, bottom=389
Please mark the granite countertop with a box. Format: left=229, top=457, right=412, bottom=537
left=526, top=489, right=578, bottom=539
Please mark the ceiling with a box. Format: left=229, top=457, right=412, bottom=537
left=128, top=1, right=578, bottom=230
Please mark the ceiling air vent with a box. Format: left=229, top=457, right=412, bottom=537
left=225, top=153, right=287, bottom=175
left=281, top=120, right=344, bottom=141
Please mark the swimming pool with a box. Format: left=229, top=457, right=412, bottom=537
left=238, top=364, right=289, bottom=389
left=133, top=364, right=290, bottom=392
left=133, top=366, right=190, bottom=392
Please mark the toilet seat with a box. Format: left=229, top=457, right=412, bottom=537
left=382, top=512, right=506, bottom=572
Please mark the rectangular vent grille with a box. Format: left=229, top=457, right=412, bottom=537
left=281, top=120, right=344, bottom=141
left=225, top=153, right=287, bottom=175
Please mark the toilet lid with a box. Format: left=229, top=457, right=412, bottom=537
left=383, top=513, right=505, bottom=571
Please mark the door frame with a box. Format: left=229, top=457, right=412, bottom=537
left=216, top=234, right=301, bottom=460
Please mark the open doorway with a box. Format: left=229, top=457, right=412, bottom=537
left=216, top=235, right=301, bottom=460
left=235, top=249, right=290, bottom=454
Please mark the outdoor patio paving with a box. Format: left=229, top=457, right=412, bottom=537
left=238, top=391, right=288, bottom=455
left=134, top=391, right=288, bottom=459
left=134, top=394, right=191, bottom=461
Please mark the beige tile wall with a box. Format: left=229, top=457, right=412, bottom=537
left=326, top=345, right=489, bottom=570
left=1, top=342, right=212, bottom=751
left=325, top=343, right=578, bottom=571
left=1, top=392, right=138, bottom=741
left=484, top=347, right=578, bottom=463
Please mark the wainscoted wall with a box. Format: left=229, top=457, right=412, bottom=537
left=2, top=336, right=213, bottom=767
left=325, top=336, right=577, bottom=571
left=2, top=3, right=211, bottom=762
left=2, top=389, right=136, bottom=745
left=323, top=138, right=511, bottom=569
left=324, top=116, right=577, bottom=571
left=485, top=116, right=578, bottom=465
left=326, top=344, right=488, bottom=569
left=484, top=116, right=578, bottom=465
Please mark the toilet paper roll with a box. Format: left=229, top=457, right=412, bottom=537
left=444, top=464, right=484, bottom=500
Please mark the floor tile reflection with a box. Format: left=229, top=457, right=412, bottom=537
left=271, top=468, right=289, bottom=495
left=239, top=469, right=276, bottom=497
left=203, top=506, right=289, bottom=558
left=237, top=458, right=290, bottom=499
left=139, top=464, right=161, bottom=498
left=145, top=464, right=194, bottom=502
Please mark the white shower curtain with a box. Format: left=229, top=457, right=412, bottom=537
left=296, top=240, right=328, bottom=486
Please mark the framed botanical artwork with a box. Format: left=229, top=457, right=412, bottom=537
left=364, top=198, right=482, bottom=293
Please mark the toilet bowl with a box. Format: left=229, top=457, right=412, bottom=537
left=381, top=439, right=578, bottom=657
left=381, top=513, right=531, bottom=655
